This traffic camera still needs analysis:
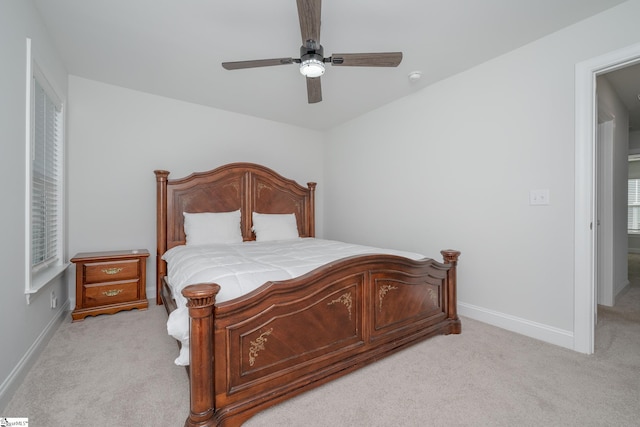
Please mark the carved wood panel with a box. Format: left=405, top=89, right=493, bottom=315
left=251, top=174, right=311, bottom=238
left=222, top=276, right=365, bottom=396
left=167, top=175, right=245, bottom=246
left=370, top=268, right=447, bottom=341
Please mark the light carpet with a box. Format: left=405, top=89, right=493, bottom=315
left=4, top=268, right=639, bottom=426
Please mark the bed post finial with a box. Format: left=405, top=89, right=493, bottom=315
left=441, top=249, right=461, bottom=334
left=441, top=249, right=460, bottom=264
left=183, top=283, right=221, bottom=427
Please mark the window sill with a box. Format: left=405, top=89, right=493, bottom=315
left=26, top=263, right=70, bottom=304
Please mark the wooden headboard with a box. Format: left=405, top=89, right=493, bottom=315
left=154, top=162, right=316, bottom=303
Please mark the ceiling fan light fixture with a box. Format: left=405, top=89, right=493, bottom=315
left=300, top=58, right=325, bottom=78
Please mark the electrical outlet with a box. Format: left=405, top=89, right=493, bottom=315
left=50, top=291, right=57, bottom=309
left=529, top=189, right=550, bottom=206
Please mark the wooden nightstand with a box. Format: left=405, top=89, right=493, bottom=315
left=71, top=249, right=149, bottom=322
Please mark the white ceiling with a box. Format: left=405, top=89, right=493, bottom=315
left=34, top=0, right=628, bottom=130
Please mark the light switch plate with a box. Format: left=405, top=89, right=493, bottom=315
left=529, top=189, right=550, bottom=205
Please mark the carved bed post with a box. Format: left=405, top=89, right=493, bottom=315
left=307, top=182, right=316, bottom=237
left=441, top=250, right=461, bottom=334
left=155, top=170, right=170, bottom=305
left=183, top=283, right=221, bottom=427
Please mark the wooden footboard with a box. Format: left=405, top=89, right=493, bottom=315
left=182, top=250, right=460, bottom=427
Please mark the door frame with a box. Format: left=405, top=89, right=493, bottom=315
left=574, top=42, right=640, bottom=354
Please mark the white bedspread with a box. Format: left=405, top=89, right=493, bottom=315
left=162, top=238, right=423, bottom=365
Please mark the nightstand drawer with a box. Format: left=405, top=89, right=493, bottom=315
left=84, top=259, right=140, bottom=283
left=84, top=280, right=139, bottom=308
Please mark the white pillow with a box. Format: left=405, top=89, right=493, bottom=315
left=252, top=212, right=300, bottom=242
left=183, top=210, right=242, bottom=245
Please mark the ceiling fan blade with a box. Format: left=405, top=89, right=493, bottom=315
left=297, top=0, right=321, bottom=47
left=330, top=52, right=403, bottom=67
left=222, top=58, right=294, bottom=70
left=306, top=77, right=322, bottom=103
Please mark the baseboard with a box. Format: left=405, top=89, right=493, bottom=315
left=0, top=299, right=70, bottom=412
left=458, top=302, right=574, bottom=350
left=614, top=281, right=631, bottom=304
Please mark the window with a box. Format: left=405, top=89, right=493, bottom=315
left=31, top=77, right=62, bottom=267
left=26, top=38, right=66, bottom=298
left=628, top=178, right=640, bottom=233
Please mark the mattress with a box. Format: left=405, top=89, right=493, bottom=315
left=162, top=238, right=424, bottom=365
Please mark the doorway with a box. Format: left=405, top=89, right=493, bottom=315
left=596, top=63, right=640, bottom=311
left=575, top=42, right=640, bottom=354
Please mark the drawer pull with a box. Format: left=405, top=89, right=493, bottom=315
left=103, top=289, right=123, bottom=297
left=102, top=267, right=123, bottom=275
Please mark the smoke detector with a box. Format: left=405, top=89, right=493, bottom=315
left=408, top=71, right=422, bottom=82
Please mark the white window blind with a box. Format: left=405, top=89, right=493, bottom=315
left=628, top=178, right=640, bottom=232
left=31, top=76, right=62, bottom=271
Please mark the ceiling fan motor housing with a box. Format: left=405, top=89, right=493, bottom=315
left=299, top=44, right=326, bottom=78
left=300, top=44, right=324, bottom=62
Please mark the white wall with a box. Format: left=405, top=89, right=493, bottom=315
left=630, top=130, right=640, bottom=153
left=323, top=0, right=640, bottom=349
left=67, top=76, right=325, bottom=306
left=0, top=0, right=68, bottom=411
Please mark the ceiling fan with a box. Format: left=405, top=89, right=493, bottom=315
left=221, top=0, right=403, bottom=104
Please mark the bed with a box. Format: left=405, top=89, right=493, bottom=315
left=155, top=162, right=461, bottom=427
